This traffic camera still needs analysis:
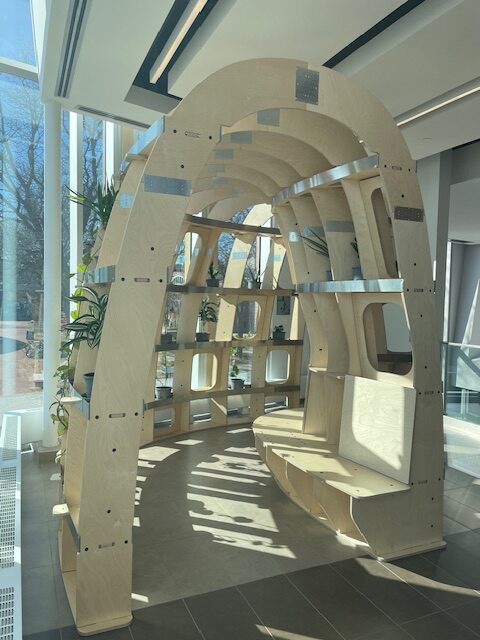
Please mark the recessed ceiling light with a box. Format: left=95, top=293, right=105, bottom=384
left=150, top=0, right=208, bottom=84
left=397, top=84, right=480, bottom=127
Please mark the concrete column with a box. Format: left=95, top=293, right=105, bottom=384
left=69, top=112, right=83, bottom=301
left=42, top=101, right=62, bottom=448
left=417, top=149, right=452, bottom=341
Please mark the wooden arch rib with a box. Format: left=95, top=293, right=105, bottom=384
left=60, top=59, right=442, bottom=634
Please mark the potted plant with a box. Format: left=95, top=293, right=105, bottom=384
left=301, top=229, right=332, bottom=281
left=196, top=297, right=219, bottom=342
left=351, top=238, right=363, bottom=280
left=62, top=285, right=109, bottom=399
left=272, top=325, right=286, bottom=340
left=245, top=264, right=262, bottom=289
left=67, top=179, right=118, bottom=234
left=206, top=262, right=220, bottom=287
left=230, top=347, right=245, bottom=389
left=156, top=351, right=173, bottom=400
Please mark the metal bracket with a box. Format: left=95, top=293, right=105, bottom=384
left=295, top=67, right=319, bottom=104
left=144, top=175, right=191, bottom=196
left=394, top=206, right=424, bottom=222
left=230, top=131, right=252, bottom=144
left=257, top=109, right=280, bottom=126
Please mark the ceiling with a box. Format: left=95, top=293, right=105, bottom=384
left=450, top=178, right=480, bottom=244
left=36, top=0, right=480, bottom=159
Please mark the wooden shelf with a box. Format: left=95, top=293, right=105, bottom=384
left=144, top=384, right=300, bottom=410
left=155, top=339, right=303, bottom=351
left=309, top=367, right=345, bottom=380
left=296, top=278, right=404, bottom=294
left=272, top=154, right=380, bottom=206
left=184, top=214, right=281, bottom=237
left=167, top=284, right=295, bottom=296
left=64, top=384, right=90, bottom=419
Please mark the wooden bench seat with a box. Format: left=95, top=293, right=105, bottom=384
left=254, top=408, right=410, bottom=500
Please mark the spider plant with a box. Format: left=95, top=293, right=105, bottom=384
left=62, top=286, right=109, bottom=349
left=198, top=297, right=219, bottom=327
left=301, top=229, right=329, bottom=257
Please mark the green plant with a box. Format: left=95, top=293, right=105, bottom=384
left=273, top=325, right=284, bottom=332
left=50, top=286, right=109, bottom=434
left=198, top=297, right=219, bottom=325
left=50, top=356, right=75, bottom=434
left=351, top=238, right=359, bottom=256
left=157, top=351, right=172, bottom=387
left=230, top=346, right=240, bottom=378
left=67, top=178, right=118, bottom=231
left=208, top=262, right=219, bottom=279
left=63, top=286, right=109, bottom=349
left=301, top=229, right=329, bottom=257
left=245, top=264, right=262, bottom=284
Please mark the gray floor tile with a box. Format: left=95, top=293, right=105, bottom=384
left=22, top=566, right=59, bottom=635
left=131, top=600, right=202, bottom=639
left=24, top=631, right=61, bottom=640
left=448, top=485, right=480, bottom=512
left=445, top=467, right=476, bottom=489
left=333, top=557, right=440, bottom=623
left=443, top=515, right=469, bottom=535
left=60, top=624, right=133, bottom=639
left=185, top=587, right=268, bottom=640
left=402, top=610, right=479, bottom=639
left=422, top=545, right=480, bottom=590
left=287, top=564, right=393, bottom=639
left=356, top=627, right=413, bottom=640
left=389, top=554, right=480, bottom=610
left=446, top=530, right=480, bottom=560
left=239, top=574, right=343, bottom=639
left=447, top=600, right=480, bottom=636
left=444, top=495, right=480, bottom=530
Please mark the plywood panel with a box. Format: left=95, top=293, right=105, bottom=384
left=339, top=375, right=416, bottom=484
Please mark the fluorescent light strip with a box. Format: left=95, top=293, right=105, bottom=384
left=397, top=84, right=480, bottom=126
left=150, top=0, right=208, bottom=84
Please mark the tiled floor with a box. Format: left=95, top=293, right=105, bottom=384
left=22, top=426, right=480, bottom=639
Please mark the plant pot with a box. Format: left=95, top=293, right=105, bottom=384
left=247, top=281, right=261, bottom=289
left=160, top=333, right=173, bottom=345
left=83, top=372, right=94, bottom=399
left=326, top=269, right=333, bottom=281
left=352, top=266, right=363, bottom=280
left=206, top=278, right=220, bottom=287
left=156, top=386, right=172, bottom=400
left=196, top=332, right=210, bottom=342
left=230, top=378, right=245, bottom=390
left=272, top=331, right=286, bottom=341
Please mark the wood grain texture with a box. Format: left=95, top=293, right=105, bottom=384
left=58, top=58, right=443, bottom=631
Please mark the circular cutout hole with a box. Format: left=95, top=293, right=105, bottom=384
left=84, top=547, right=89, bottom=552
left=112, top=448, right=116, bottom=452
left=173, top=129, right=177, bottom=133
left=107, top=509, right=111, bottom=514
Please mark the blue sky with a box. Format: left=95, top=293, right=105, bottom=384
left=0, top=0, right=36, bottom=65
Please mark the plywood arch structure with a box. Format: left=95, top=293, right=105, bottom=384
left=56, top=59, right=444, bottom=634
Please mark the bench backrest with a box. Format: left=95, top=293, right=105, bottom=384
left=339, top=375, right=416, bottom=484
